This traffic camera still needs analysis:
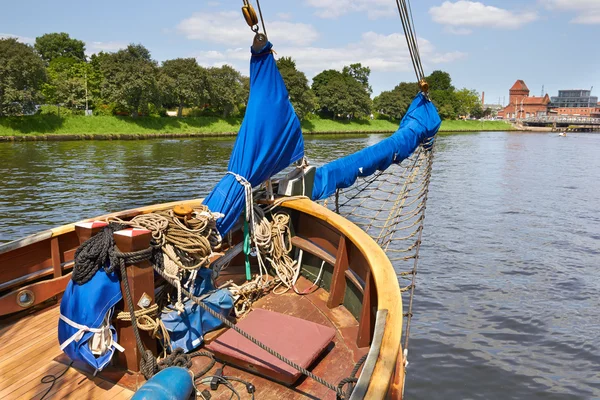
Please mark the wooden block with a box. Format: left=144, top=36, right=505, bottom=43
left=113, top=228, right=156, bottom=373
left=74, top=221, right=109, bottom=244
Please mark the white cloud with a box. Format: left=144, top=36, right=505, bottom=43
left=86, top=41, right=128, bottom=55
left=277, top=12, right=292, bottom=20
left=542, top=0, right=600, bottom=24
left=446, top=27, right=473, bottom=35
left=0, top=33, right=34, bottom=44
left=429, top=1, right=538, bottom=32
left=177, top=11, right=319, bottom=47
left=304, top=0, right=396, bottom=19
left=195, top=31, right=466, bottom=78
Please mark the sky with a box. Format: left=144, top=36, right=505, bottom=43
left=1, top=0, right=599, bottom=105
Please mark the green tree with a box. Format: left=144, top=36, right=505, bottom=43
left=424, top=70, right=459, bottom=119
left=34, top=33, right=86, bottom=63
left=343, top=63, right=372, bottom=94
left=430, top=90, right=458, bottom=119
left=316, top=74, right=371, bottom=119
left=276, top=57, right=317, bottom=120
left=454, top=88, right=480, bottom=117
left=159, top=58, right=208, bottom=117
left=374, top=82, right=418, bottom=120
left=97, top=44, right=159, bottom=117
left=42, top=57, right=96, bottom=111
left=0, top=38, right=46, bottom=116
left=426, top=70, right=454, bottom=91
left=311, top=69, right=343, bottom=94
left=206, top=65, right=246, bottom=118
left=313, top=66, right=371, bottom=118
left=471, top=104, right=486, bottom=119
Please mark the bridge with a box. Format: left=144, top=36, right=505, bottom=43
left=522, top=116, right=600, bottom=131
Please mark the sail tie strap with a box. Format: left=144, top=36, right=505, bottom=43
left=59, top=314, right=125, bottom=353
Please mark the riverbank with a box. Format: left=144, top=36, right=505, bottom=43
left=0, top=115, right=516, bottom=140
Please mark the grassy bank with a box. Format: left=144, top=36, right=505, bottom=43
left=0, top=114, right=515, bottom=138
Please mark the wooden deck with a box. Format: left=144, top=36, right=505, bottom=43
left=0, top=305, right=134, bottom=400
left=0, top=275, right=366, bottom=400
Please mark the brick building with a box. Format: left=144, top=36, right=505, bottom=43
left=498, top=80, right=550, bottom=119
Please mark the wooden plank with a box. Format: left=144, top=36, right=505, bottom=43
left=344, top=269, right=365, bottom=295
left=0, top=321, right=57, bottom=361
left=0, top=361, right=67, bottom=400
left=28, top=364, right=96, bottom=400
left=357, top=271, right=377, bottom=348
left=0, top=239, right=53, bottom=287
left=0, top=262, right=73, bottom=293
left=295, top=214, right=341, bottom=255
left=291, top=236, right=336, bottom=266
left=57, top=231, right=79, bottom=261
left=0, top=274, right=72, bottom=315
left=51, top=237, right=62, bottom=278
left=0, top=337, right=63, bottom=390
left=0, top=304, right=57, bottom=336
left=347, top=242, right=370, bottom=285
left=327, top=235, right=349, bottom=308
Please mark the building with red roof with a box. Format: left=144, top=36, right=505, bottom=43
left=498, top=80, right=550, bottom=119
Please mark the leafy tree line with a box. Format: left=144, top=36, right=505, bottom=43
left=373, top=71, right=484, bottom=120
left=0, top=33, right=248, bottom=118
left=1, top=32, right=483, bottom=120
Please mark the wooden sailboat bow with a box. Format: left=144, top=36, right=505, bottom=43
left=0, top=2, right=442, bottom=399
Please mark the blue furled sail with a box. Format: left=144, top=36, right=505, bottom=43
left=203, top=41, right=304, bottom=235
left=311, top=93, right=441, bottom=200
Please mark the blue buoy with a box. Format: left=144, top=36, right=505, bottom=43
left=131, top=367, right=194, bottom=400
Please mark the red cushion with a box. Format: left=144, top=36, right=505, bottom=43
left=207, top=308, right=336, bottom=385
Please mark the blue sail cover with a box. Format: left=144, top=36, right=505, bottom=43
left=203, top=41, right=304, bottom=235
left=311, top=93, right=441, bottom=200
left=58, top=268, right=123, bottom=371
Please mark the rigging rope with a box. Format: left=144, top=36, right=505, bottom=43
left=395, top=0, right=428, bottom=92
left=323, top=138, right=435, bottom=366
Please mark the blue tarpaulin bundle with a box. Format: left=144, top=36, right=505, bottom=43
left=161, top=268, right=233, bottom=353
left=311, top=93, right=441, bottom=200
left=203, top=41, right=304, bottom=235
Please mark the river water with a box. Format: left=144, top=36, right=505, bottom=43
left=1, top=132, right=599, bottom=399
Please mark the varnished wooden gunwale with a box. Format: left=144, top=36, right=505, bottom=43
left=0, top=199, right=205, bottom=316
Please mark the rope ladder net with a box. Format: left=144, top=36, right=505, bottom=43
left=321, top=137, right=435, bottom=355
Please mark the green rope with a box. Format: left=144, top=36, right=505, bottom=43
left=243, top=211, right=252, bottom=281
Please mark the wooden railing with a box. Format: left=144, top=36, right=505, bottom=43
left=281, top=198, right=403, bottom=399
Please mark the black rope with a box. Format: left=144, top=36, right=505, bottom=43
left=72, top=222, right=127, bottom=285
left=157, top=348, right=217, bottom=379
left=153, top=264, right=344, bottom=396
left=336, top=354, right=368, bottom=400
left=39, top=361, right=74, bottom=400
